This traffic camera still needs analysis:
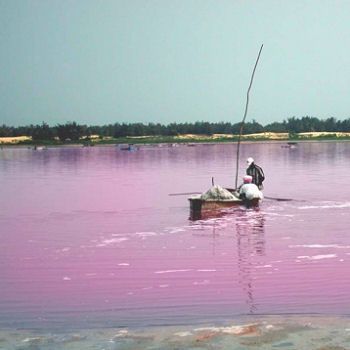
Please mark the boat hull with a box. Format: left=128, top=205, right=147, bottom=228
left=188, top=191, right=260, bottom=220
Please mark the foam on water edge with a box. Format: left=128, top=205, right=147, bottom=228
left=2, top=315, right=350, bottom=350
left=298, top=201, right=350, bottom=210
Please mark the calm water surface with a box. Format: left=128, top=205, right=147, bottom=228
left=1, top=142, right=350, bottom=333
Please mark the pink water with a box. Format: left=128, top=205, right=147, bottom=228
left=1, top=142, right=350, bottom=330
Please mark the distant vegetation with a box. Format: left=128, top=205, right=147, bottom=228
left=1, top=116, right=350, bottom=143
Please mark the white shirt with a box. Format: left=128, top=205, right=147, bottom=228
left=239, top=183, right=263, bottom=200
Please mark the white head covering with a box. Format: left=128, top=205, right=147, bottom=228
left=243, top=175, right=253, bottom=183
left=246, top=157, right=254, bottom=166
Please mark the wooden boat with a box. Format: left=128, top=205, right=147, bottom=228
left=33, top=145, right=47, bottom=151
left=118, top=144, right=138, bottom=151
left=188, top=188, right=260, bottom=220
left=281, top=142, right=298, bottom=149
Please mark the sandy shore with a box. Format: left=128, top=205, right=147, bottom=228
left=0, top=136, right=31, bottom=144
left=2, top=131, right=350, bottom=145
left=2, top=132, right=350, bottom=148
left=1, top=315, right=350, bottom=349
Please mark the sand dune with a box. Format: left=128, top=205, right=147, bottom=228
left=0, top=136, right=31, bottom=144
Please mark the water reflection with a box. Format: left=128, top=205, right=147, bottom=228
left=235, top=208, right=265, bottom=314
left=190, top=207, right=266, bottom=315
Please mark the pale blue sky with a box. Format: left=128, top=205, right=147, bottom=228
left=1, top=0, right=350, bottom=126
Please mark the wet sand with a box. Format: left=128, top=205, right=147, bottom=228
left=1, top=316, right=350, bottom=350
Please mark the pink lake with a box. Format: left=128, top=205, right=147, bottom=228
left=1, top=142, right=350, bottom=330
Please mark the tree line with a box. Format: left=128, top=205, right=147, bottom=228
left=0, top=116, right=349, bottom=141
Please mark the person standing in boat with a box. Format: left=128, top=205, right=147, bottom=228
left=239, top=175, right=263, bottom=200
left=246, top=157, right=265, bottom=190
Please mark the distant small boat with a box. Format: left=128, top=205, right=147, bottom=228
left=33, top=146, right=47, bottom=151
left=281, top=142, right=298, bottom=149
left=188, top=188, right=260, bottom=220
left=118, top=144, right=138, bottom=151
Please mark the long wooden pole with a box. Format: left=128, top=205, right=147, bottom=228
left=234, top=44, right=264, bottom=189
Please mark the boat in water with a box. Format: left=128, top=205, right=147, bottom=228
left=281, top=141, right=298, bottom=149
left=188, top=186, right=261, bottom=220
left=118, top=144, right=139, bottom=151
left=33, top=145, right=47, bottom=151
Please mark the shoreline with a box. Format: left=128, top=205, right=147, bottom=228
left=2, top=131, right=350, bottom=147
left=2, top=138, right=350, bottom=149
left=1, top=314, right=350, bottom=349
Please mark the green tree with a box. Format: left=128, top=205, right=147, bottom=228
left=31, top=122, right=54, bottom=141
left=56, top=122, right=84, bottom=141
